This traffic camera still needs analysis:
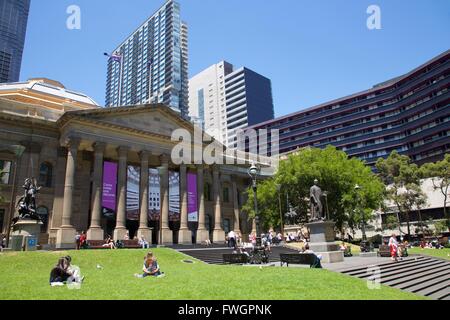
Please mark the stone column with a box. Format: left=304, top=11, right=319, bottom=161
left=113, top=146, right=129, bottom=241
left=137, top=150, right=152, bottom=242
left=232, top=179, right=241, bottom=236
left=178, top=164, right=191, bottom=244
left=196, top=165, right=209, bottom=243
left=212, top=166, right=225, bottom=243
left=87, top=142, right=106, bottom=241
left=23, top=141, right=41, bottom=180
left=159, top=154, right=172, bottom=245
left=49, top=147, right=67, bottom=240
left=56, top=138, right=80, bottom=249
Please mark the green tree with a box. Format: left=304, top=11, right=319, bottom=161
left=376, top=151, right=426, bottom=237
left=420, top=154, right=450, bottom=230
left=243, top=146, right=385, bottom=233
left=384, top=215, right=399, bottom=232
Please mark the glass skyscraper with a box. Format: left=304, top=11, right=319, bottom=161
left=105, top=0, right=189, bottom=118
left=0, top=0, right=30, bottom=83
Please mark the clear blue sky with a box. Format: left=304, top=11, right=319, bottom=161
left=21, top=0, right=450, bottom=117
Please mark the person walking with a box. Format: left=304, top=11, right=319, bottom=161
left=389, top=234, right=399, bottom=262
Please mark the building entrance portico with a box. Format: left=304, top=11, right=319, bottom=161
left=49, top=105, right=251, bottom=249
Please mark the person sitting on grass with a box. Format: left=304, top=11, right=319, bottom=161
left=49, top=256, right=84, bottom=286
left=135, top=252, right=165, bottom=278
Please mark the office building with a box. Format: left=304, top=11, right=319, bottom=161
left=105, top=0, right=189, bottom=118
left=189, top=61, right=274, bottom=148
left=247, top=50, right=450, bottom=166
left=0, top=0, right=31, bottom=83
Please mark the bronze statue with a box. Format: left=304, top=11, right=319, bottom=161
left=13, top=178, right=42, bottom=224
left=310, top=179, right=324, bottom=222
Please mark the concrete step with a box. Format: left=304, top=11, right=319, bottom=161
left=341, top=257, right=429, bottom=275
left=383, top=266, right=450, bottom=287
left=374, top=260, right=448, bottom=280
left=394, top=269, right=450, bottom=291
left=403, top=278, right=450, bottom=296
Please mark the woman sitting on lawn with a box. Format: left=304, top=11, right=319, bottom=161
left=49, top=256, right=84, bottom=286
left=135, top=252, right=165, bottom=278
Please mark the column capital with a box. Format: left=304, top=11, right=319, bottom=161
left=93, top=142, right=107, bottom=153
left=160, top=153, right=170, bottom=165
left=139, top=150, right=151, bottom=161
left=65, top=137, right=81, bottom=150
left=117, top=146, right=130, bottom=158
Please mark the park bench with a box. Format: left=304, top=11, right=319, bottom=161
left=378, top=245, right=408, bottom=257
left=280, top=253, right=321, bottom=268
left=223, top=254, right=249, bottom=265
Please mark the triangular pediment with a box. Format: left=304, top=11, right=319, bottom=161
left=60, top=104, right=193, bottom=138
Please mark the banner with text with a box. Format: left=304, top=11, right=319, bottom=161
left=169, top=171, right=180, bottom=222
left=149, top=168, right=161, bottom=221
left=102, top=161, right=117, bottom=219
left=187, top=172, right=198, bottom=222
left=126, top=165, right=140, bottom=221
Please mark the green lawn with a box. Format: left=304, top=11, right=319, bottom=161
left=0, top=249, right=423, bottom=300
left=409, top=248, right=450, bottom=261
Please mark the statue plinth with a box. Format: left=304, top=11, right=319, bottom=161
left=306, top=221, right=344, bottom=263
left=10, top=219, right=43, bottom=251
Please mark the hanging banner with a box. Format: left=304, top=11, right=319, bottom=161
left=187, top=172, right=198, bottom=222
left=102, top=161, right=118, bottom=219
left=169, top=171, right=180, bottom=222
left=148, top=168, right=161, bottom=221
left=126, top=165, right=140, bottom=221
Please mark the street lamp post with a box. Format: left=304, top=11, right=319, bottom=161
left=248, top=163, right=261, bottom=247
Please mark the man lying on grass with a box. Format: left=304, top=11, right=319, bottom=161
left=135, top=251, right=165, bottom=279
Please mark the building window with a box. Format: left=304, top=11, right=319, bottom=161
left=0, top=160, right=12, bottom=185
left=223, top=187, right=230, bottom=203
left=36, top=206, right=49, bottom=233
left=38, top=163, right=53, bottom=188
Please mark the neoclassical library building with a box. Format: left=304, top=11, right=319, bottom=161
left=0, top=78, right=257, bottom=248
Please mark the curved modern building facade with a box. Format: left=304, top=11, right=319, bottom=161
left=248, top=50, right=450, bottom=166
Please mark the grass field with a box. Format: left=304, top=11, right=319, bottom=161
left=0, top=249, right=423, bottom=300
left=409, top=248, right=450, bottom=261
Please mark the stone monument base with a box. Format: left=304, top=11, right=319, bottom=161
left=11, top=219, right=43, bottom=251
left=306, top=221, right=344, bottom=264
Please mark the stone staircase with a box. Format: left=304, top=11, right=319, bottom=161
left=175, top=245, right=300, bottom=265
left=339, top=255, right=450, bottom=300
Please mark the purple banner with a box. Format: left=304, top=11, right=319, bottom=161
left=102, top=161, right=118, bottom=219
left=187, top=172, right=198, bottom=222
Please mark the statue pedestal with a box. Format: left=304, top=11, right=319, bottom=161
left=306, top=221, right=344, bottom=263
left=10, top=219, right=43, bottom=251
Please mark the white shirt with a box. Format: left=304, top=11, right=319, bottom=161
left=228, top=231, right=236, bottom=239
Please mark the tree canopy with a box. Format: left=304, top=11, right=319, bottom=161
left=242, top=146, right=385, bottom=233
